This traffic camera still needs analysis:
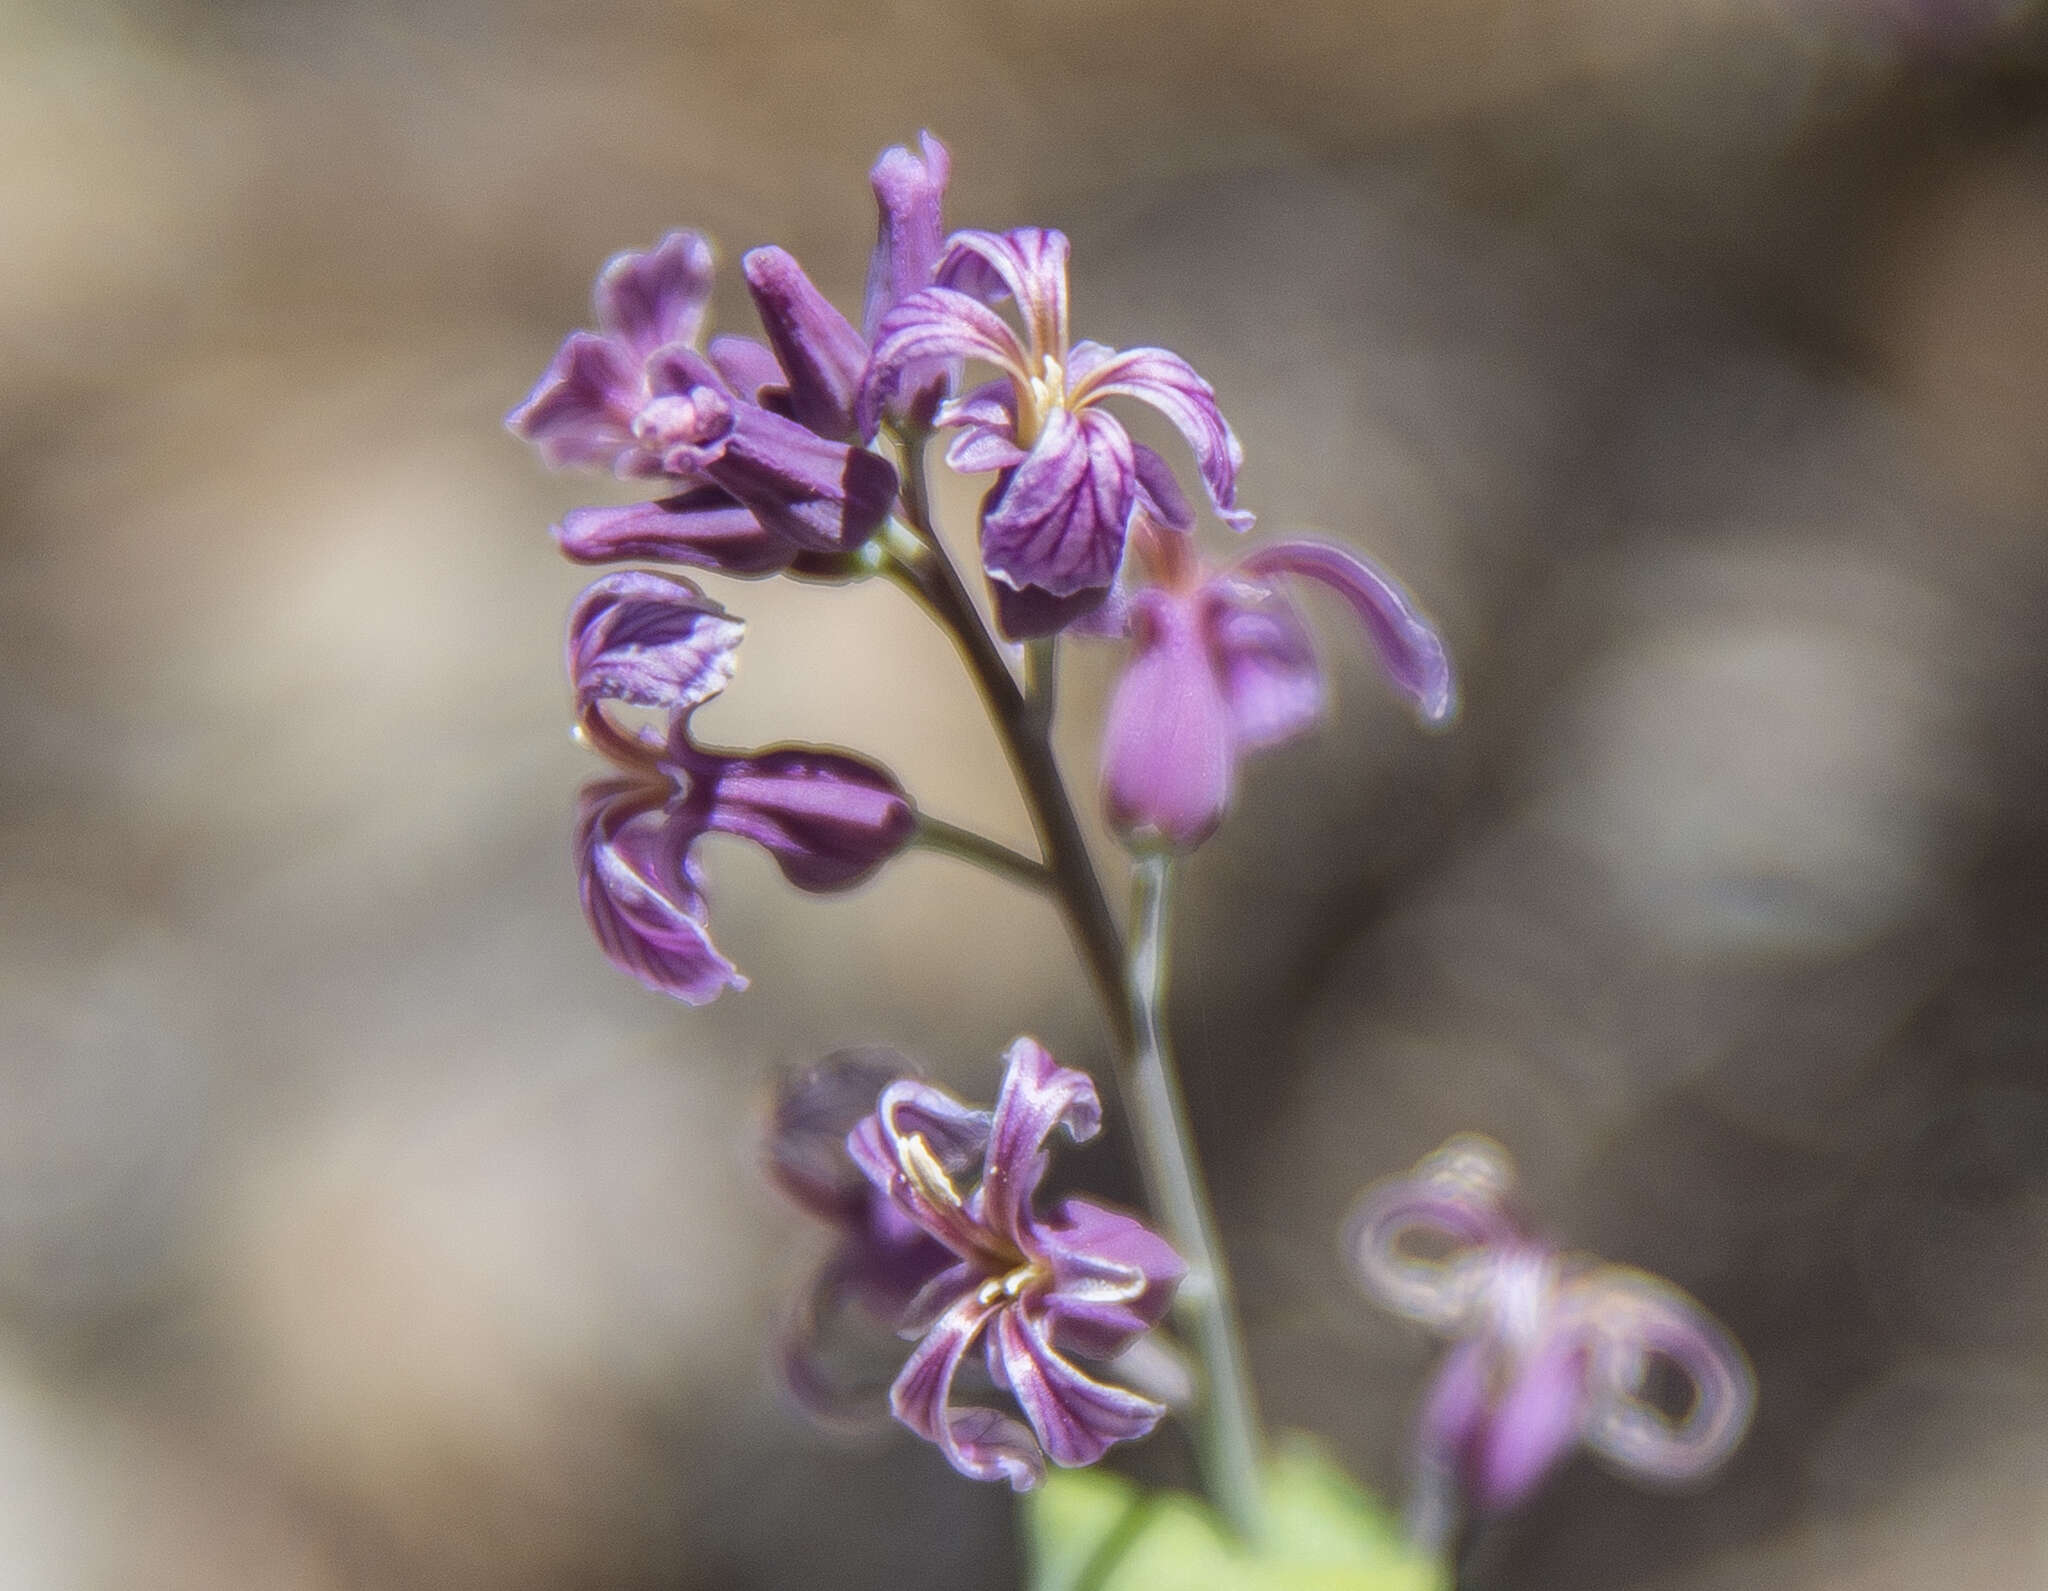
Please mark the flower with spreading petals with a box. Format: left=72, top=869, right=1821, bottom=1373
left=766, top=1049, right=977, bottom=1427
left=1348, top=1136, right=1755, bottom=1544
left=846, top=1037, right=1185, bottom=1488
left=861, top=227, right=1252, bottom=636
left=1100, top=521, right=1454, bottom=849
left=569, top=571, right=915, bottom=1002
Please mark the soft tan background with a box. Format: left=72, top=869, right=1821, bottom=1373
left=5, top=0, right=2048, bottom=1585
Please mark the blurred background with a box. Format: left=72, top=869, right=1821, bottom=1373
left=5, top=0, right=2048, bottom=1585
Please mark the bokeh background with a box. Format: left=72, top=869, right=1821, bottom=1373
left=6, top=0, right=2048, bottom=1585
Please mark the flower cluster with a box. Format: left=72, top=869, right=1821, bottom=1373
left=511, top=131, right=1459, bottom=1006
left=1349, top=1136, right=1754, bottom=1540
left=770, top=1039, right=1184, bottom=1488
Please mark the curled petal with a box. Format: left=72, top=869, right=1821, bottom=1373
left=1240, top=540, right=1455, bottom=725
left=935, top=228, right=1071, bottom=367
left=861, top=288, right=1031, bottom=438
left=1466, top=1332, right=1591, bottom=1514
left=1576, top=1271, right=1756, bottom=1485
left=744, top=246, right=869, bottom=440
left=891, top=1293, right=1044, bottom=1489
left=554, top=489, right=797, bottom=577
left=1069, top=343, right=1252, bottom=533
left=864, top=130, right=952, bottom=336
left=700, top=745, right=916, bottom=892
left=1101, top=586, right=1236, bottom=849
left=1202, top=579, right=1325, bottom=753
left=1347, top=1135, right=1521, bottom=1329
left=993, top=1305, right=1165, bottom=1470
left=980, top=1038, right=1102, bottom=1253
left=575, top=780, right=742, bottom=1005
left=506, top=331, right=641, bottom=472
left=848, top=1078, right=996, bottom=1262
left=1036, top=1198, right=1184, bottom=1358
left=594, top=230, right=715, bottom=357
left=566, top=570, right=743, bottom=718
left=980, top=407, right=1136, bottom=600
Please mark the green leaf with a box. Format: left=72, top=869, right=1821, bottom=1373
left=1024, top=1436, right=1446, bottom=1591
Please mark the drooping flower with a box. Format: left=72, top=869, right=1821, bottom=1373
left=1100, top=520, right=1455, bottom=849
left=861, top=227, right=1252, bottom=636
left=1348, top=1136, right=1755, bottom=1545
left=568, top=571, right=915, bottom=1002
left=766, top=1049, right=977, bottom=1427
left=845, top=1037, right=1185, bottom=1488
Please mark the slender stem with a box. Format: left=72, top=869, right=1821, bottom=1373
left=887, top=427, right=1266, bottom=1536
left=913, top=813, right=1052, bottom=893
left=890, top=431, right=1132, bottom=1049
left=1127, top=853, right=1267, bottom=1540
left=1023, top=637, right=1059, bottom=740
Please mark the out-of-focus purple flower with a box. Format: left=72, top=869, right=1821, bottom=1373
left=508, top=225, right=901, bottom=574
left=1348, top=1136, right=1755, bottom=1543
left=767, top=1049, right=979, bottom=1428
left=860, top=227, right=1251, bottom=635
left=1100, top=522, right=1454, bottom=849
left=566, top=572, right=915, bottom=1002
left=846, top=1038, right=1185, bottom=1488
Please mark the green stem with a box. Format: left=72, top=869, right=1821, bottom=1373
left=889, top=431, right=1131, bottom=1050
left=913, top=813, right=1052, bottom=894
left=1127, top=853, right=1267, bottom=1541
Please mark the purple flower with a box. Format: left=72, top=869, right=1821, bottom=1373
left=845, top=1038, right=1185, bottom=1488
left=1100, top=523, right=1455, bottom=849
left=568, top=572, right=915, bottom=1002
left=508, top=226, right=901, bottom=574
left=1348, top=1137, right=1755, bottom=1541
left=860, top=227, right=1251, bottom=635
left=766, top=1049, right=978, bottom=1428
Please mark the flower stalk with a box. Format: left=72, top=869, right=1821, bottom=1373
left=890, top=425, right=1266, bottom=1536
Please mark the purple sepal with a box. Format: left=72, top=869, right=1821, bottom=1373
left=708, top=335, right=785, bottom=404
left=1241, top=540, right=1455, bottom=725
left=744, top=246, right=869, bottom=441
left=574, top=780, right=743, bottom=1005
left=695, top=745, right=917, bottom=892
left=681, top=396, right=899, bottom=555
left=566, top=570, right=744, bottom=718
left=990, top=579, right=1112, bottom=643
left=1101, top=587, right=1236, bottom=850
left=554, top=490, right=797, bottom=577
left=849, top=1037, right=1183, bottom=1487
